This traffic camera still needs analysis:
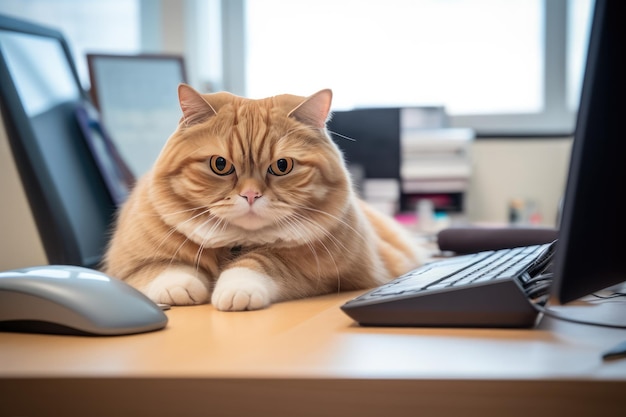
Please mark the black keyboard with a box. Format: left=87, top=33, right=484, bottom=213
left=341, top=242, right=556, bottom=328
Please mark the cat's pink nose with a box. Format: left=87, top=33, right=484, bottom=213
left=240, top=190, right=261, bottom=205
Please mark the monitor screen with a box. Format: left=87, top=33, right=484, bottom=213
left=550, top=0, right=626, bottom=305
left=0, top=31, right=80, bottom=118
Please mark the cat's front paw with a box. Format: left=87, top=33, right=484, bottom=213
left=211, top=267, right=279, bottom=311
left=145, top=266, right=210, bottom=306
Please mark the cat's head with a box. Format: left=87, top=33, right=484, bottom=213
left=148, top=84, right=354, bottom=248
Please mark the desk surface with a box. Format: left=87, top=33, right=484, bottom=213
left=1, top=291, right=625, bottom=417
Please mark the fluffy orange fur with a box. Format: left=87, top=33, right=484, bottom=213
left=102, top=84, right=423, bottom=311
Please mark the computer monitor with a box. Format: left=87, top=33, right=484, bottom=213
left=86, top=53, right=187, bottom=177
left=0, top=14, right=133, bottom=268
left=550, top=0, right=626, bottom=305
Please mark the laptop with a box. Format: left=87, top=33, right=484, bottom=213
left=341, top=0, right=626, bottom=328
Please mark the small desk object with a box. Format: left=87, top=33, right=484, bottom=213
left=1, top=291, right=624, bottom=417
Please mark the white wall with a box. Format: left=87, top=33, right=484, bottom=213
left=0, top=116, right=48, bottom=270
left=465, top=137, right=572, bottom=227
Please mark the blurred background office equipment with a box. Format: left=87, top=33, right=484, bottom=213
left=87, top=53, right=187, bottom=177
left=329, top=106, right=474, bottom=218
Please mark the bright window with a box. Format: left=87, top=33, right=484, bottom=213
left=244, top=0, right=594, bottom=135
left=567, top=0, right=595, bottom=110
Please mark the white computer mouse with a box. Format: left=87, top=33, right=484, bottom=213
left=0, top=265, right=168, bottom=336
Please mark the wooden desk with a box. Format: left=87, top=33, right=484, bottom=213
left=1, top=291, right=625, bottom=417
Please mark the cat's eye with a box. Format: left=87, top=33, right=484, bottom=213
left=268, top=158, right=294, bottom=176
left=209, top=155, right=235, bottom=176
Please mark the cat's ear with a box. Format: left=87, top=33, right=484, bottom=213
left=178, top=83, right=217, bottom=127
left=287, top=89, right=332, bottom=129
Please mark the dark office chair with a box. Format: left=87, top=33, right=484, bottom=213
left=0, top=14, right=133, bottom=268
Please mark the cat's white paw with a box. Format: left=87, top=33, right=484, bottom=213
left=145, top=266, right=210, bottom=306
left=211, top=267, right=279, bottom=311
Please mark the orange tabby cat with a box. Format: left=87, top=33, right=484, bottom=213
left=102, top=84, right=424, bottom=311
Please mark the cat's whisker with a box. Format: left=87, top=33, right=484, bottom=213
left=166, top=213, right=221, bottom=273
left=288, top=212, right=350, bottom=254
left=167, top=240, right=188, bottom=269
left=150, top=207, right=214, bottom=260
left=276, top=217, right=323, bottom=284
left=278, top=220, right=337, bottom=296
left=145, top=203, right=209, bottom=255
left=291, top=204, right=368, bottom=247
left=159, top=205, right=208, bottom=217
left=139, top=200, right=206, bottom=218
left=289, top=212, right=351, bottom=292
left=193, top=217, right=221, bottom=276
left=149, top=208, right=218, bottom=270
left=284, top=213, right=342, bottom=291
left=326, top=129, right=357, bottom=142
left=289, top=213, right=347, bottom=254
left=202, top=211, right=229, bottom=239
left=147, top=225, right=181, bottom=264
